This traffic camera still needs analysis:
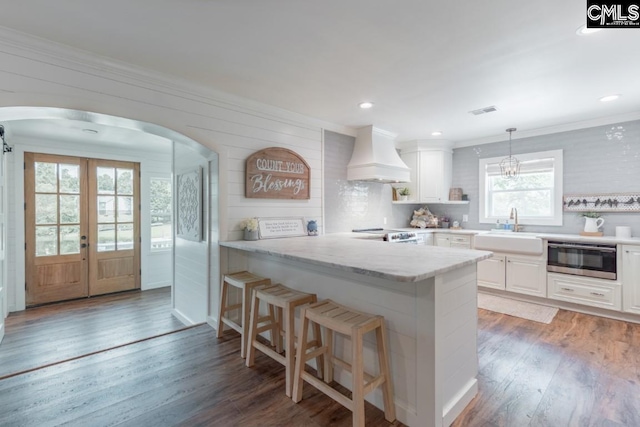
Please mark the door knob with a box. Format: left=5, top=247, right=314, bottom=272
left=81, top=243, right=88, bottom=248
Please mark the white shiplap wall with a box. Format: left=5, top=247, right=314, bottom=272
left=0, top=28, right=329, bottom=315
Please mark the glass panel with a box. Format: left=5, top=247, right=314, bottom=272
left=35, top=194, right=58, bottom=224
left=97, top=224, right=115, bottom=252
left=150, top=177, right=172, bottom=251
left=117, top=224, right=134, bottom=250
left=59, top=164, right=80, bottom=193
left=36, top=226, right=58, bottom=256
left=59, top=195, right=80, bottom=224
left=117, top=168, right=134, bottom=195
left=97, top=196, right=115, bottom=223
left=97, top=167, right=115, bottom=194
left=35, top=162, right=57, bottom=193
left=117, top=196, right=134, bottom=222
left=60, top=225, right=80, bottom=254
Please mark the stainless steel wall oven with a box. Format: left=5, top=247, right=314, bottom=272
left=547, top=241, right=617, bottom=280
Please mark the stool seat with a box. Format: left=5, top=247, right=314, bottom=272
left=246, top=284, right=322, bottom=397
left=292, top=299, right=396, bottom=427
left=216, top=271, right=271, bottom=358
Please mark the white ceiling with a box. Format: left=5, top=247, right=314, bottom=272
left=1, top=0, right=639, bottom=143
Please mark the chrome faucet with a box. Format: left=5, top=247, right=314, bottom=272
left=510, top=208, right=519, bottom=232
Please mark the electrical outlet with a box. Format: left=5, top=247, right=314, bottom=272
left=383, top=217, right=387, bottom=225
left=462, top=214, right=469, bottom=222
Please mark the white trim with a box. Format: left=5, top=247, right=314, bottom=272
left=478, top=149, right=564, bottom=226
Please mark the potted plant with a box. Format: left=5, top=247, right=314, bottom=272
left=581, top=212, right=604, bottom=233
left=397, top=187, right=410, bottom=201
left=241, top=218, right=259, bottom=240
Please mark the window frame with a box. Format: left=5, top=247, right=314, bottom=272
left=149, top=175, right=173, bottom=253
left=478, top=149, right=563, bottom=226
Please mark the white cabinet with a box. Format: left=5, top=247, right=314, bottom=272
left=477, top=252, right=546, bottom=297
left=622, top=245, right=640, bottom=314
left=399, top=140, right=452, bottom=203
left=434, top=233, right=471, bottom=249
left=548, top=273, right=621, bottom=311
left=477, top=255, right=506, bottom=290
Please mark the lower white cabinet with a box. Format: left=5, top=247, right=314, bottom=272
left=622, top=245, right=640, bottom=314
left=548, top=273, right=621, bottom=311
left=477, top=252, right=546, bottom=297
left=434, top=233, right=471, bottom=249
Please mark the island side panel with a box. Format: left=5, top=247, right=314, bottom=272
left=416, top=264, right=478, bottom=426
left=225, top=247, right=423, bottom=426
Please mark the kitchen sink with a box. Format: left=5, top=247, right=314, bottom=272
left=474, top=233, right=543, bottom=255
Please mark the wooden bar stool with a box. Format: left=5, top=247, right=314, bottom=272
left=246, top=284, right=323, bottom=397
left=292, top=299, right=396, bottom=427
left=216, top=271, right=271, bottom=358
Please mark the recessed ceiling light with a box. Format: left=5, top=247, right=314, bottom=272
left=431, top=131, right=443, bottom=136
left=82, top=128, right=98, bottom=134
left=599, top=94, right=620, bottom=102
left=576, top=24, right=602, bottom=35
left=358, top=102, right=374, bottom=109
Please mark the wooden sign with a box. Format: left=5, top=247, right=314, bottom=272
left=245, top=147, right=310, bottom=199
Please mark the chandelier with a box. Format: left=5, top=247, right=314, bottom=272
left=500, top=127, right=519, bottom=179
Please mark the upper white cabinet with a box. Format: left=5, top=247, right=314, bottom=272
left=622, top=245, right=640, bottom=314
left=398, top=140, right=453, bottom=203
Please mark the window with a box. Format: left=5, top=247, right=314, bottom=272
left=150, top=177, right=172, bottom=251
left=479, top=149, right=563, bottom=226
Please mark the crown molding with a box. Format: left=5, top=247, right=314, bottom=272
left=0, top=25, right=356, bottom=137
left=454, top=111, right=640, bottom=148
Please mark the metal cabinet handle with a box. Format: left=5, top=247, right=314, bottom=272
left=560, top=287, right=574, bottom=292
left=590, top=292, right=605, bottom=297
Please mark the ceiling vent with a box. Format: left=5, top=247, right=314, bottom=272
left=469, top=105, right=498, bottom=116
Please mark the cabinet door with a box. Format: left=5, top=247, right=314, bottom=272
left=400, top=151, right=419, bottom=202
left=434, top=234, right=450, bottom=247
left=418, top=151, right=447, bottom=202
left=506, top=256, right=546, bottom=297
left=477, top=255, right=506, bottom=290
left=623, top=246, right=640, bottom=314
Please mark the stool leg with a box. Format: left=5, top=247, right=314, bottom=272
left=275, top=306, right=284, bottom=353
left=245, top=291, right=260, bottom=368
left=351, top=326, right=365, bottom=427
left=324, top=328, right=333, bottom=384
left=312, top=320, right=324, bottom=380
left=292, top=307, right=310, bottom=403
left=240, top=285, right=251, bottom=358
left=284, top=301, right=295, bottom=397
left=376, top=320, right=396, bottom=422
left=216, top=281, right=228, bottom=338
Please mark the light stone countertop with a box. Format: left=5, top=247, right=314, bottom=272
left=220, top=234, right=492, bottom=283
left=533, top=233, right=640, bottom=246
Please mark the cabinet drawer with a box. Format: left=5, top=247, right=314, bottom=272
left=451, top=235, right=470, bottom=244
left=547, top=273, right=621, bottom=311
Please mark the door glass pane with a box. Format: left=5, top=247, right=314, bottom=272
left=117, top=196, right=134, bottom=222
left=36, top=226, right=58, bottom=256
left=60, top=225, right=80, bottom=255
left=35, top=162, right=57, bottom=193
left=35, top=194, right=58, bottom=224
left=97, top=167, right=115, bottom=194
left=60, top=195, right=80, bottom=224
left=117, top=224, right=134, bottom=250
left=59, top=164, right=80, bottom=193
left=97, top=196, right=115, bottom=223
left=97, top=224, right=115, bottom=252
left=117, top=168, right=134, bottom=195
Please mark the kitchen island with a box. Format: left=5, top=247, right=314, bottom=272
left=220, top=235, right=491, bottom=427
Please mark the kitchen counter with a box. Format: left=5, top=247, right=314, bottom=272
left=220, top=235, right=491, bottom=427
left=221, top=234, right=491, bottom=282
left=534, top=233, right=640, bottom=246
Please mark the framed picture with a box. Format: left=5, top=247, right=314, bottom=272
left=176, top=167, right=202, bottom=241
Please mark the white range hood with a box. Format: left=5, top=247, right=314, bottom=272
left=347, top=125, right=410, bottom=183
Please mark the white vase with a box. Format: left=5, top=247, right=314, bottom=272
left=399, top=195, right=408, bottom=201
left=584, top=217, right=604, bottom=232
left=244, top=229, right=259, bottom=241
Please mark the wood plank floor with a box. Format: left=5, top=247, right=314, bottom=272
left=0, top=287, right=188, bottom=379
left=1, top=290, right=639, bottom=426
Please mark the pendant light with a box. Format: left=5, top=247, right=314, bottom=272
left=500, top=127, right=519, bottom=179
